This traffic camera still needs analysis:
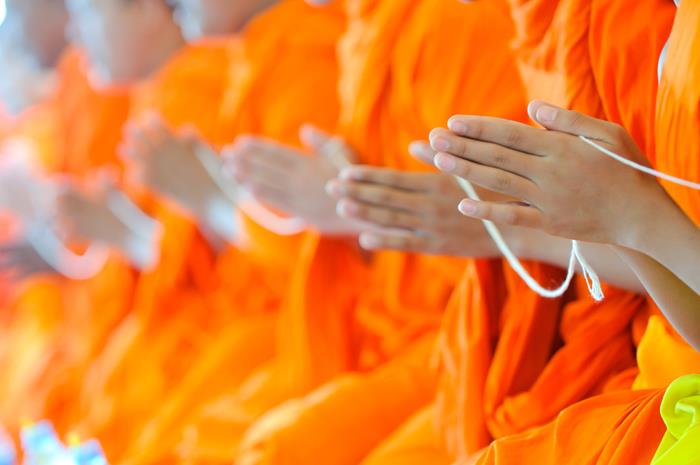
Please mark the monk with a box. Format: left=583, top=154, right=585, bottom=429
left=0, top=0, right=137, bottom=437
left=203, top=2, right=546, bottom=465
left=61, top=1, right=346, bottom=462
left=429, top=1, right=700, bottom=463
left=319, top=0, right=676, bottom=463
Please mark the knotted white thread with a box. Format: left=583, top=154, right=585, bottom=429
left=455, top=134, right=700, bottom=301
left=454, top=176, right=603, bottom=300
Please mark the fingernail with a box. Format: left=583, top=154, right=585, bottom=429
left=535, top=105, right=558, bottom=124
left=339, top=168, right=356, bottom=180
left=434, top=153, right=457, bottom=172
left=431, top=137, right=450, bottom=152
left=359, top=233, right=380, bottom=249
left=458, top=200, right=478, bottom=215
left=325, top=181, right=343, bottom=196
left=237, top=136, right=254, bottom=148
left=337, top=200, right=358, bottom=216
left=408, top=141, right=427, bottom=157
left=448, top=120, right=468, bottom=135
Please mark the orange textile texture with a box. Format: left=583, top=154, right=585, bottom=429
left=436, top=0, right=674, bottom=457
left=365, top=0, right=675, bottom=463
left=0, top=48, right=134, bottom=435
left=81, top=3, right=347, bottom=464
left=478, top=1, right=700, bottom=464
left=231, top=1, right=531, bottom=465
left=639, top=0, right=700, bottom=390
left=74, top=41, right=260, bottom=460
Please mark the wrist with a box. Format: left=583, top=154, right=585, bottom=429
left=617, top=184, right=684, bottom=254
left=506, top=224, right=574, bottom=267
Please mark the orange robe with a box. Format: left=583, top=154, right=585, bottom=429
left=0, top=49, right=133, bottom=435
left=230, top=2, right=532, bottom=465
left=76, top=2, right=345, bottom=463
left=479, top=1, right=700, bottom=462
left=358, top=0, right=674, bottom=464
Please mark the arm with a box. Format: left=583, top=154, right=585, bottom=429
left=619, top=197, right=700, bottom=295
left=429, top=101, right=700, bottom=347
left=328, top=141, right=645, bottom=292
left=511, top=230, right=645, bottom=292
left=615, top=245, right=700, bottom=352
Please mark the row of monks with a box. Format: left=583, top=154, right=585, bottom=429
left=0, top=0, right=698, bottom=464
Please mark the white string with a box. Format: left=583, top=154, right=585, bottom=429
left=194, top=144, right=307, bottom=236
left=579, top=136, right=700, bottom=190
left=455, top=135, right=700, bottom=301
left=454, top=176, right=601, bottom=300
left=196, top=137, right=353, bottom=237
left=25, top=222, right=110, bottom=281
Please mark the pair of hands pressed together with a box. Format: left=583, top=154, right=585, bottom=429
left=426, top=100, right=700, bottom=350
left=84, top=103, right=700, bottom=301
left=115, top=102, right=687, bottom=268
left=43, top=101, right=699, bottom=348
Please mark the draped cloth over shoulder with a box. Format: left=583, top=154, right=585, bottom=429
left=233, top=2, right=531, bottom=465
left=85, top=3, right=347, bottom=465
left=0, top=48, right=133, bottom=435
left=456, top=0, right=673, bottom=447
left=362, top=1, right=675, bottom=464
left=479, top=2, right=700, bottom=464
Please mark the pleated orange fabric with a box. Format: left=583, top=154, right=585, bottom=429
left=232, top=2, right=533, bottom=465
left=80, top=3, right=346, bottom=464
left=479, top=2, right=700, bottom=462
left=446, top=0, right=673, bottom=453
left=0, top=48, right=134, bottom=436
left=73, top=41, right=264, bottom=461
left=641, top=0, right=700, bottom=390
left=360, top=1, right=674, bottom=464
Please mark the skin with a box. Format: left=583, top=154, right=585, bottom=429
left=430, top=100, right=700, bottom=350
left=119, top=0, right=282, bottom=245
left=66, top=0, right=184, bottom=86
left=169, top=0, right=277, bottom=40
left=0, top=242, right=56, bottom=281
left=120, top=115, right=237, bottom=243
left=48, top=0, right=185, bottom=265
left=225, top=125, right=360, bottom=235
left=326, top=141, right=501, bottom=257
left=327, top=140, right=645, bottom=291
left=5, top=0, right=68, bottom=69
left=0, top=1, right=67, bottom=277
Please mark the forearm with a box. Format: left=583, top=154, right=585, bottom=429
left=513, top=228, right=645, bottom=292
left=622, top=198, right=700, bottom=295
left=614, top=246, right=700, bottom=352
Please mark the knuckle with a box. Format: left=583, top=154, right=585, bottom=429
left=377, top=189, right=392, bottom=204
left=608, top=122, right=626, bottom=139
left=457, top=161, right=473, bottom=178
left=568, top=112, right=584, bottom=131
left=504, top=128, right=522, bottom=147
left=493, top=152, right=509, bottom=168
left=500, top=208, right=520, bottom=225
left=455, top=136, right=470, bottom=155
left=471, top=122, right=485, bottom=141
left=492, top=174, right=512, bottom=191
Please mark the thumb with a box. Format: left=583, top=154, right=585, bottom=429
left=300, top=124, right=357, bottom=167
left=408, top=140, right=435, bottom=165
left=179, top=124, right=203, bottom=147
left=96, top=166, right=120, bottom=190
left=528, top=100, right=611, bottom=141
